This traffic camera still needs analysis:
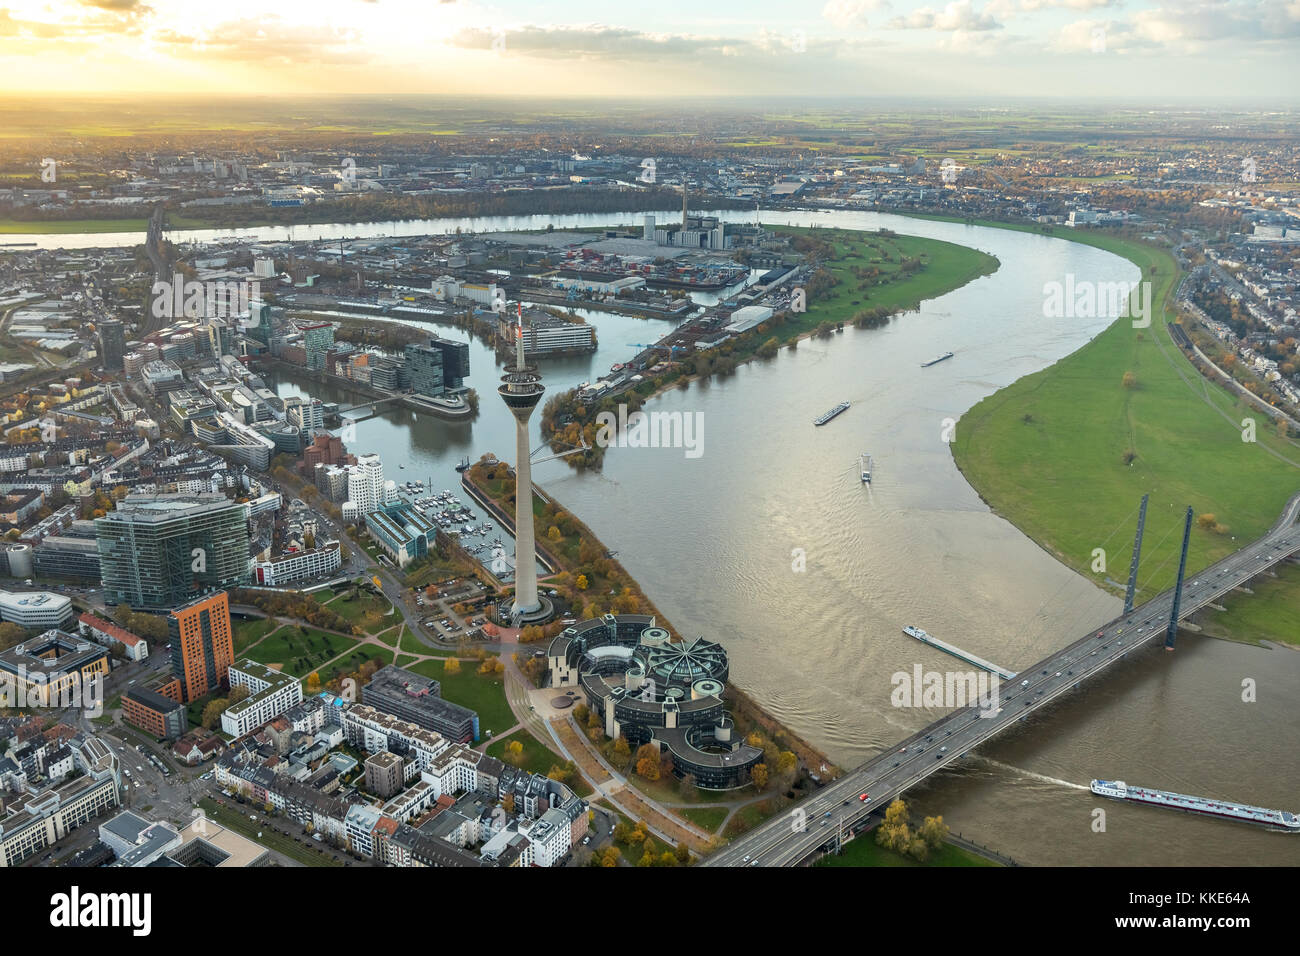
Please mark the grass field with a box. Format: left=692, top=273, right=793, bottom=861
left=722, top=801, right=771, bottom=837
left=677, top=806, right=730, bottom=831
left=233, top=617, right=279, bottom=654
left=318, top=645, right=394, bottom=687
left=486, top=730, right=563, bottom=778
left=951, top=230, right=1300, bottom=618
left=328, top=590, right=397, bottom=634
left=1191, top=560, right=1300, bottom=647
left=0, top=219, right=150, bottom=234
left=768, top=225, right=999, bottom=345
left=816, top=836, right=999, bottom=867
left=409, top=657, right=513, bottom=737
left=245, top=626, right=358, bottom=678
left=397, top=625, right=432, bottom=654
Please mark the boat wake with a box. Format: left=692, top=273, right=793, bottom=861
left=973, top=756, right=1091, bottom=791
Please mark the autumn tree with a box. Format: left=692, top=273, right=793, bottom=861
left=201, top=698, right=228, bottom=730
left=504, top=740, right=524, bottom=766
left=634, top=743, right=661, bottom=781
left=918, top=814, right=950, bottom=850
left=876, top=798, right=913, bottom=854
left=0, top=621, right=27, bottom=651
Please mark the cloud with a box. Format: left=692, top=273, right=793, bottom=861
left=1132, top=0, right=1300, bottom=48
left=448, top=23, right=731, bottom=59
left=1020, top=0, right=1120, bottom=10
left=1055, top=0, right=1300, bottom=54
left=887, top=1, right=1004, bottom=31
left=151, top=18, right=373, bottom=65
left=1053, top=18, right=1154, bottom=53
left=80, top=0, right=150, bottom=10
left=821, top=0, right=891, bottom=28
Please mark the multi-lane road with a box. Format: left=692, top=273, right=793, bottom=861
left=706, top=491, right=1300, bottom=867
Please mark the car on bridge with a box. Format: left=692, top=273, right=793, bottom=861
left=859, top=792, right=870, bottom=802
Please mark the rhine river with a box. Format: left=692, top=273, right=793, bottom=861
left=36, top=208, right=1300, bottom=865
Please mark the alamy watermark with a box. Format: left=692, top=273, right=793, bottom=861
left=1043, top=275, right=1152, bottom=328
left=891, top=665, right=1001, bottom=717
left=151, top=273, right=260, bottom=322
left=593, top=404, right=703, bottom=459
left=0, top=669, right=103, bottom=717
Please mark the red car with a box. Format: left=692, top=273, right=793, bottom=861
left=859, top=792, right=870, bottom=802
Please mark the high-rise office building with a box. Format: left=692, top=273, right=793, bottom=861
left=96, top=493, right=251, bottom=609
left=403, top=336, right=469, bottom=395
left=345, top=454, right=387, bottom=517
left=430, top=336, right=470, bottom=390
left=403, top=341, right=444, bottom=396
left=285, top=397, right=324, bottom=443
left=98, top=320, right=126, bottom=372
left=167, top=591, right=234, bottom=702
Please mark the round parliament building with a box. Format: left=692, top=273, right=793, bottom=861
left=547, top=614, right=763, bottom=790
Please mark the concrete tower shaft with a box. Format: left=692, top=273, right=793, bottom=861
left=497, top=318, right=544, bottom=615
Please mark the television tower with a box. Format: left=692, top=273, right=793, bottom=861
left=498, top=303, right=545, bottom=618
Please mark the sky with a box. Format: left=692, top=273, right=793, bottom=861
left=0, top=0, right=1296, bottom=99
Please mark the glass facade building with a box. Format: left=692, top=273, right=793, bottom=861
left=96, top=493, right=251, bottom=609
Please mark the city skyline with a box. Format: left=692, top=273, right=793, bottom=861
left=0, top=0, right=1296, bottom=99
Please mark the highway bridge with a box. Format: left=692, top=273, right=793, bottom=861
left=705, top=490, right=1300, bottom=868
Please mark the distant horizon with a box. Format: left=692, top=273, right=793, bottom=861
left=1, top=92, right=1298, bottom=105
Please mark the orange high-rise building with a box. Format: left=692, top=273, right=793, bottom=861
left=167, top=590, right=234, bottom=702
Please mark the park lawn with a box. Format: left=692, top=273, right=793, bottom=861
left=817, top=836, right=999, bottom=867
left=409, top=658, right=513, bottom=737
left=677, top=806, right=730, bottom=832
left=233, top=617, right=280, bottom=654
left=245, top=626, right=358, bottom=678
left=722, top=801, right=772, bottom=838
left=951, top=234, right=1300, bottom=601
left=395, top=654, right=418, bottom=668
left=486, top=730, right=565, bottom=778
left=328, top=590, right=398, bottom=634
left=628, top=771, right=739, bottom=808
left=1191, top=560, right=1300, bottom=647
left=398, top=625, right=430, bottom=654
left=317, top=645, right=395, bottom=687
left=394, top=625, right=455, bottom=658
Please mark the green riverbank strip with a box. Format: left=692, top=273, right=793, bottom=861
left=940, top=216, right=1300, bottom=645
left=0, top=218, right=152, bottom=235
